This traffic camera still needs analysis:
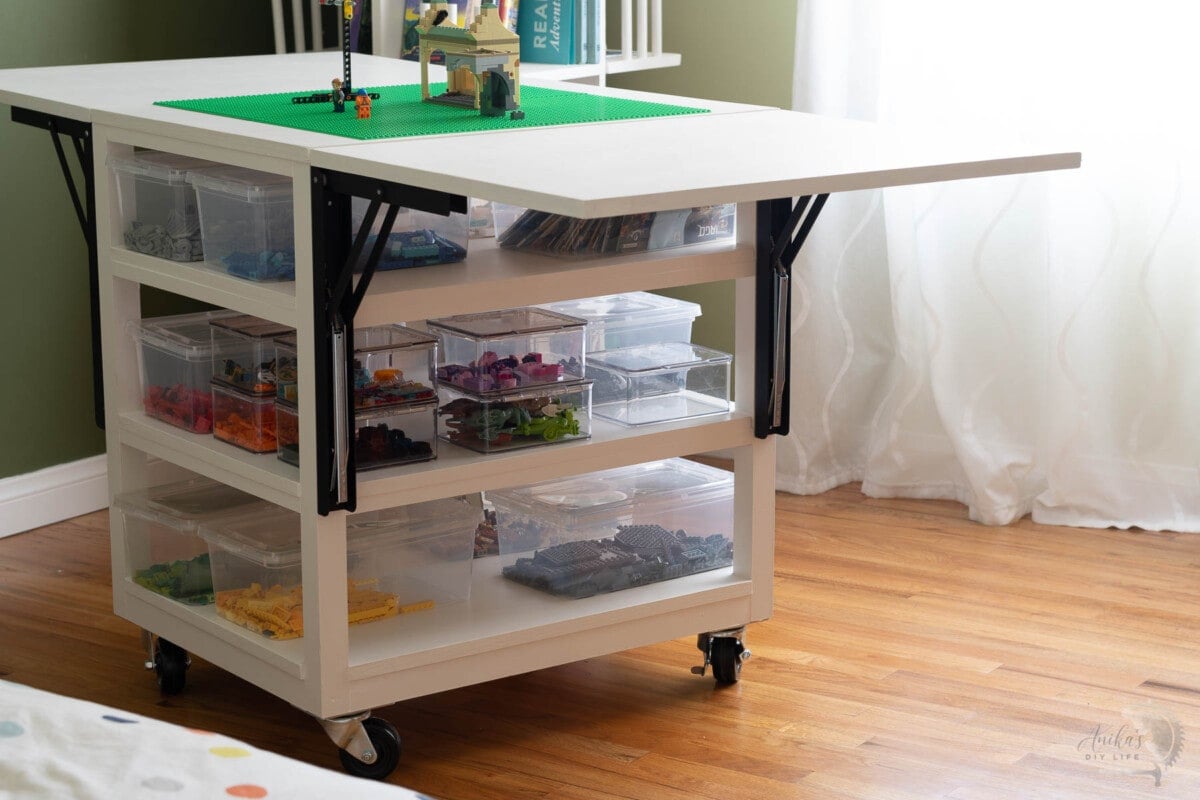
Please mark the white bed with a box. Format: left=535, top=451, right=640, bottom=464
left=0, top=679, right=435, bottom=799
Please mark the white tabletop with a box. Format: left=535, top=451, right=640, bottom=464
left=0, top=53, right=1079, bottom=213
left=314, top=109, right=1081, bottom=217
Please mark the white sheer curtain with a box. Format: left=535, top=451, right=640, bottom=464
left=782, top=1, right=1200, bottom=530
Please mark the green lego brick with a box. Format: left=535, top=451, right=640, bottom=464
left=155, top=83, right=707, bottom=140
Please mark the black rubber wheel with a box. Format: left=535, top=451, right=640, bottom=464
left=710, top=637, right=744, bottom=685
left=154, top=638, right=188, bottom=696
left=338, top=717, right=402, bottom=780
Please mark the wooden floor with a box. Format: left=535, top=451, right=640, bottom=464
left=3, top=484, right=1200, bottom=799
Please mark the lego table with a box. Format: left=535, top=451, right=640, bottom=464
left=0, top=52, right=1079, bottom=779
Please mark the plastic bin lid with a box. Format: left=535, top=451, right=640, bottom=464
left=210, top=313, right=294, bottom=341
left=186, top=164, right=292, bottom=201
left=114, top=478, right=268, bottom=533
left=354, top=324, right=437, bottom=354
left=355, top=399, right=437, bottom=422
left=487, top=458, right=733, bottom=520
left=440, top=377, right=592, bottom=403
left=127, top=310, right=239, bottom=360
left=347, top=495, right=481, bottom=547
left=542, top=292, right=701, bottom=330
left=275, top=332, right=297, bottom=351
left=588, top=342, right=731, bottom=374
left=107, top=151, right=218, bottom=184
left=426, top=306, right=587, bottom=339
left=198, top=507, right=303, bottom=568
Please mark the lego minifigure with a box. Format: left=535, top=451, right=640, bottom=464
left=331, top=78, right=346, bottom=113
left=354, top=88, right=372, bottom=119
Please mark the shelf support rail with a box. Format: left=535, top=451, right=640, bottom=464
left=10, top=107, right=104, bottom=430
left=754, top=194, right=828, bottom=438
left=311, top=168, right=468, bottom=514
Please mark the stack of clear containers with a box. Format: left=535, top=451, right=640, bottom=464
left=209, top=314, right=294, bottom=454
left=426, top=307, right=592, bottom=453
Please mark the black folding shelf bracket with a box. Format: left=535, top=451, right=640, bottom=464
left=11, top=107, right=104, bottom=429
left=755, top=194, right=828, bottom=439
left=310, top=168, right=467, bottom=515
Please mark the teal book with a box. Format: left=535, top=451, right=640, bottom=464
left=518, top=0, right=577, bottom=64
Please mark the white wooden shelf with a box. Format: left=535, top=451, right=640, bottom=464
left=356, top=236, right=752, bottom=324
left=111, top=249, right=300, bottom=328
left=116, top=407, right=752, bottom=512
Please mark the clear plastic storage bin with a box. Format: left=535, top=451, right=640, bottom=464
left=210, top=314, right=294, bottom=396
left=200, top=502, right=470, bottom=639
left=273, top=333, right=298, bottom=403
left=494, top=204, right=735, bottom=256
left=350, top=197, right=468, bottom=271
left=540, top=292, right=702, bottom=353
left=114, top=478, right=268, bottom=605
left=427, top=307, right=586, bottom=392
left=490, top=459, right=735, bottom=598
left=346, top=495, right=480, bottom=609
left=129, top=310, right=237, bottom=433
left=275, top=398, right=299, bottom=466
left=588, top=342, right=732, bottom=427
left=211, top=381, right=277, bottom=454
left=439, top=380, right=592, bottom=453
left=489, top=457, right=733, bottom=556
left=353, top=325, right=438, bottom=409
left=354, top=401, right=437, bottom=469
left=188, top=165, right=295, bottom=281
left=109, top=151, right=217, bottom=262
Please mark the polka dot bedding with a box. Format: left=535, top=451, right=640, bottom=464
left=0, top=679, right=433, bottom=799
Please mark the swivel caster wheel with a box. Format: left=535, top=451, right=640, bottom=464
left=154, top=638, right=189, bottom=696
left=336, top=717, right=402, bottom=781
left=709, top=636, right=746, bottom=685
left=692, top=627, right=751, bottom=685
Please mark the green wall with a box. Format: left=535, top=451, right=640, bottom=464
left=608, top=0, right=797, bottom=359
left=0, top=1, right=273, bottom=480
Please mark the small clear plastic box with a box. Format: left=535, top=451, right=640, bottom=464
left=493, top=203, right=735, bottom=256
left=354, top=401, right=438, bottom=469
left=275, top=398, right=299, bottom=466
left=211, top=380, right=277, bottom=454
left=187, top=165, right=295, bottom=281
left=427, top=307, right=586, bottom=393
left=491, top=459, right=735, bottom=598
left=273, top=333, right=298, bottom=403
left=114, top=478, right=268, bottom=605
left=353, top=325, right=438, bottom=410
left=587, top=342, right=732, bottom=427
left=275, top=398, right=439, bottom=470
left=200, top=501, right=473, bottom=638
left=129, top=310, right=237, bottom=433
left=439, top=380, right=592, bottom=454
left=346, top=495, right=481, bottom=608
left=540, top=292, right=702, bottom=352
left=488, top=458, right=734, bottom=558
left=350, top=197, right=468, bottom=271
left=210, top=314, right=294, bottom=396
left=109, top=151, right=217, bottom=262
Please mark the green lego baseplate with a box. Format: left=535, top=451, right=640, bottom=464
left=155, top=83, right=707, bottom=140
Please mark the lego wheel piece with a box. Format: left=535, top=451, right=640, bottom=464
left=154, top=638, right=188, bottom=696
left=710, top=636, right=745, bottom=685
left=338, top=717, right=401, bottom=780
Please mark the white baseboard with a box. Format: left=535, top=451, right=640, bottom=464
left=0, top=455, right=108, bottom=539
